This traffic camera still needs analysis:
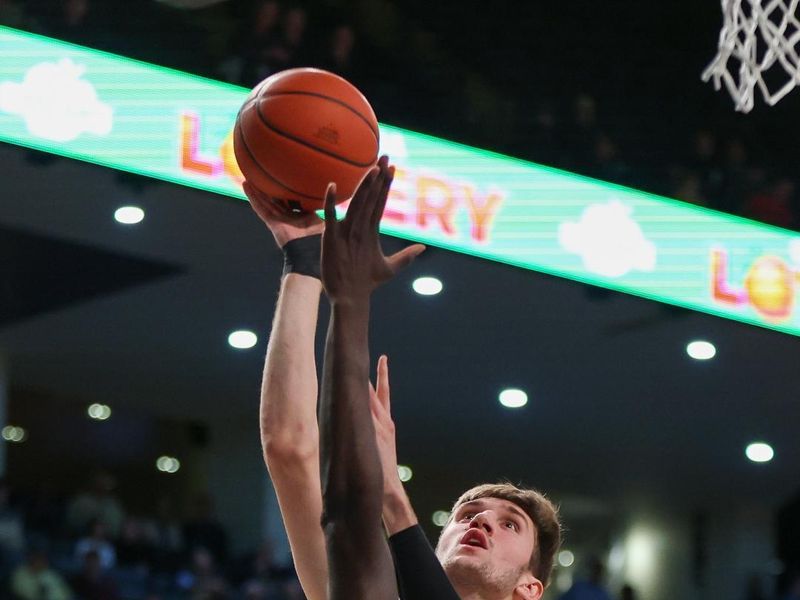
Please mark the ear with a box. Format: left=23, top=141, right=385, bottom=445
left=513, top=574, right=544, bottom=600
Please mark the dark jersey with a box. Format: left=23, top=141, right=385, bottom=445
left=389, top=525, right=460, bottom=600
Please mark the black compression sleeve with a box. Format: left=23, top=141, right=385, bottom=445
left=388, top=525, right=461, bottom=600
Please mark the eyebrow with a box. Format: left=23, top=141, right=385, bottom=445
left=460, top=500, right=532, bottom=531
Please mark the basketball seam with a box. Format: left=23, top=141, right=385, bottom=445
left=235, top=121, right=323, bottom=202
left=265, top=90, right=380, bottom=140
left=254, top=107, right=376, bottom=169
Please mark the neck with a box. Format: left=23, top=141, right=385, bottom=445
left=450, top=580, right=512, bottom=600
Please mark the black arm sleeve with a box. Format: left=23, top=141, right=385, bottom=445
left=389, top=525, right=461, bottom=600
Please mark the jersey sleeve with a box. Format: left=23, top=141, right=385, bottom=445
left=388, top=524, right=461, bottom=600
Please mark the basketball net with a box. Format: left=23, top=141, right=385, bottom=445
left=702, top=0, right=800, bottom=112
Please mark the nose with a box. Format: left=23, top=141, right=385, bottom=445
left=469, top=510, right=494, bottom=535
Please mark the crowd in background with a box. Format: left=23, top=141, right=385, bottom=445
left=0, top=474, right=303, bottom=599
left=0, top=0, right=797, bottom=231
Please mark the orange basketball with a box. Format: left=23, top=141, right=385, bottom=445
left=233, top=68, right=379, bottom=213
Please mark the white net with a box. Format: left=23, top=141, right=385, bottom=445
left=702, top=0, right=800, bottom=112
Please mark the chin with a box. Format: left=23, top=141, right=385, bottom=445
left=442, top=552, right=490, bottom=579
left=443, top=553, right=523, bottom=596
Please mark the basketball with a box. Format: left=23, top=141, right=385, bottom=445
left=233, top=68, right=380, bottom=213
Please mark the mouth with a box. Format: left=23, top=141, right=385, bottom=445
left=459, top=529, right=489, bottom=550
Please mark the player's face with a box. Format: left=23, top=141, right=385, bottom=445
left=436, top=497, right=542, bottom=598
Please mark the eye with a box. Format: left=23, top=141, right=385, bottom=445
left=504, top=520, right=519, bottom=531
left=459, top=513, right=475, bottom=522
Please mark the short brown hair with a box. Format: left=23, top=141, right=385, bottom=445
left=442, top=482, right=562, bottom=588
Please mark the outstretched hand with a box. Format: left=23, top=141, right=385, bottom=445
left=369, top=355, right=402, bottom=497
left=243, top=181, right=323, bottom=248
left=321, top=155, right=425, bottom=302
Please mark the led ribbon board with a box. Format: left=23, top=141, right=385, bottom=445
left=2, top=26, right=800, bottom=336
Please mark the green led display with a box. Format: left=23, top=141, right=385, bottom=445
left=1, top=25, right=799, bottom=336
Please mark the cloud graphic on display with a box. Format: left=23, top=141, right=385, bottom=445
left=558, top=200, right=656, bottom=278
left=0, top=58, right=112, bottom=142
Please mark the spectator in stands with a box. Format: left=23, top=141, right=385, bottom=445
left=563, top=93, right=599, bottom=173
left=117, top=516, right=154, bottom=570
left=236, top=541, right=291, bottom=599
left=175, top=546, right=229, bottom=599
left=588, top=132, right=631, bottom=185
left=781, top=571, right=800, bottom=600
left=318, top=23, right=357, bottom=79
left=69, top=549, right=119, bottom=600
left=66, top=471, right=125, bottom=540
left=742, top=177, right=796, bottom=229
left=688, top=130, right=724, bottom=203
left=75, top=519, right=117, bottom=571
left=23, top=483, right=64, bottom=547
left=182, top=493, right=227, bottom=564
left=527, top=99, right=565, bottom=166
left=619, top=584, right=636, bottom=600
left=671, top=167, right=707, bottom=206
left=282, top=576, right=305, bottom=600
left=259, top=5, right=308, bottom=76
left=37, top=0, right=99, bottom=47
left=10, top=546, right=73, bottom=600
left=145, top=496, right=184, bottom=575
left=219, top=0, right=282, bottom=85
left=0, top=479, right=25, bottom=579
left=0, top=0, right=28, bottom=28
left=717, top=137, right=752, bottom=213
left=559, top=556, right=613, bottom=600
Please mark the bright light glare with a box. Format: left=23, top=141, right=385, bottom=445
left=156, top=456, right=181, bottom=473
left=608, top=542, right=625, bottom=573
left=499, top=388, right=528, bottom=408
left=412, top=277, right=443, bottom=296
left=228, top=330, right=258, bottom=349
left=746, top=442, right=774, bottom=463
left=432, top=510, right=450, bottom=527
left=558, top=550, right=575, bottom=567
left=87, top=403, right=111, bottom=420
left=686, top=340, right=716, bottom=360
left=625, top=526, right=658, bottom=586
left=1, top=425, right=27, bottom=443
left=114, top=206, right=144, bottom=224
left=397, top=465, right=413, bottom=482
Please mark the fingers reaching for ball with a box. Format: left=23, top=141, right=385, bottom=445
left=320, top=155, right=424, bottom=301
left=244, top=180, right=324, bottom=248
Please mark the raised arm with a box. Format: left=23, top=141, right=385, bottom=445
left=318, top=157, right=424, bottom=600
left=369, top=355, right=420, bottom=536
left=245, top=182, right=329, bottom=600
left=371, top=358, right=461, bottom=600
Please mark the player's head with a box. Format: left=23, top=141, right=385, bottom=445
left=435, top=482, right=561, bottom=600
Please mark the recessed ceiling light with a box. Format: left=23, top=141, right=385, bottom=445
left=156, top=456, right=181, bottom=473
left=745, top=442, right=774, bottom=463
left=228, top=330, right=258, bottom=349
left=1, top=425, right=27, bottom=443
left=558, top=550, right=575, bottom=567
left=499, top=388, right=528, bottom=408
left=432, top=510, right=450, bottom=527
left=87, top=403, right=112, bottom=420
left=397, top=465, right=413, bottom=482
left=114, top=206, right=144, bottom=224
left=412, top=277, right=443, bottom=296
left=686, top=340, right=716, bottom=360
